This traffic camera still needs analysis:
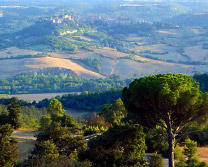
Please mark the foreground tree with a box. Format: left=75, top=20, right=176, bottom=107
left=101, top=98, right=127, bottom=124
left=122, top=73, right=208, bottom=167
left=36, top=122, right=85, bottom=157
left=47, top=98, right=65, bottom=118
left=39, top=115, right=52, bottom=131
left=183, top=139, right=199, bottom=166
left=176, top=139, right=207, bottom=167
left=0, top=124, right=17, bottom=167
left=80, top=122, right=146, bottom=167
left=7, top=97, right=21, bottom=129
left=31, top=140, right=59, bottom=165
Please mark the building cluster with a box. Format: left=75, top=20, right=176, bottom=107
left=48, top=14, right=77, bottom=28
left=51, top=15, right=74, bottom=24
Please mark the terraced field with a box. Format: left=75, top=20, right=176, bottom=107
left=0, top=47, right=41, bottom=58
left=1, top=27, right=208, bottom=80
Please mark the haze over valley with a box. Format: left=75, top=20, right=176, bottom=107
left=0, top=0, right=208, bottom=83
left=1, top=1, right=208, bottom=167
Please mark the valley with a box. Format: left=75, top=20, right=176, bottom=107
left=1, top=1, right=208, bottom=167
left=0, top=25, right=208, bottom=80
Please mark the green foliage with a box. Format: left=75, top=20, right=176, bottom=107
left=184, top=125, right=208, bottom=146
left=18, top=20, right=58, bottom=38
left=84, top=113, right=109, bottom=136
left=7, top=97, right=21, bottom=129
left=101, top=98, right=127, bottom=124
left=47, top=98, right=65, bottom=118
left=149, top=154, right=164, bottom=167
left=0, top=104, right=9, bottom=126
left=176, top=159, right=187, bottom=167
left=19, top=156, right=91, bottom=167
left=0, top=99, right=47, bottom=130
left=174, top=145, right=183, bottom=161
left=0, top=124, right=17, bottom=167
left=199, top=162, right=208, bottom=167
left=19, top=106, right=46, bottom=129
left=145, top=129, right=169, bottom=157
left=32, top=140, right=59, bottom=162
left=80, top=123, right=146, bottom=167
left=187, top=158, right=200, bottom=167
left=84, top=31, right=124, bottom=49
left=59, top=114, right=77, bottom=127
left=56, top=89, right=122, bottom=112
left=87, top=113, right=106, bottom=127
left=76, top=58, right=102, bottom=72
left=83, top=126, right=101, bottom=136
left=36, top=122, right=85, bottom=157
left=0, top=72, right=128, bottom=94
left=176, top=160, right=208, bottom=167
left=58, top=114, right=81, bottom=133
left=193, top=73, right=208, bottom=92
left=40, top=115, right=52, bottom=131
left=122, top=73, right=207, bottom=128
left=0, top=104, right=8, bottom=115
left=176, top=139, right=208, bottom=167
left=122, top=73, right=208, bottom=167
left=45, top=36, right=76, bottom=52
left=183, top=139, right=197, bottom=162
left=23, top=111, right=86, bottom=166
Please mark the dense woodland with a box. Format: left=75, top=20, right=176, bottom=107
left=0, top=72, right=129, bottom=94
left=1, top=73, right=208, bottom=167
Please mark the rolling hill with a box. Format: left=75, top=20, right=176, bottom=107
left=0, top=46, right=207, bottom=80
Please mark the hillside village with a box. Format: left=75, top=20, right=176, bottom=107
left=1, top=1, right=208, bottom=167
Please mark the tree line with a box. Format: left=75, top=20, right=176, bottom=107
left=0, top=72, right=129, bottom=94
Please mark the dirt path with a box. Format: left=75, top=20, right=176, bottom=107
left=12, top=131, right=36, bottom=139
left=12, top=130, right=37, bottom=162
left=110, top=59, right=118, bottom=75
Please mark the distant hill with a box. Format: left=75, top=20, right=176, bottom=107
left=0, top=55, right=104, bottom=79
left=17, top=20, right=58, bottom=38
left=166, top=13, right=208, bottom=26
left=0, top=46, right=207, bottom=80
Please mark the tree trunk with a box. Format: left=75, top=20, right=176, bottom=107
left=167, top=125, right=175, bottom=167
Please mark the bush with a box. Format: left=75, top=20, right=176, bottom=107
left=83, top=126, right=101, bottom=136
left=176, top=159, right=187, bottom=167
left=199, top=162, right=208, bottom=167
left=145, top=129, right=168, bottom=157
left=176, top=139, right=207, bottom=167
left=18, top=156, right=91, bottom=167
left=149, top=154, right=164, bottom=167
left=184, top=138, right=197, bottom=161
left=174, top=145, right=183, bottom=160
left=188, top=158, right=200, bottom=167
left=80, top=123, right=146, bottom=167
left=176, top=159, right=208, bottom=167
left=40, top=115, right=51, bottom=131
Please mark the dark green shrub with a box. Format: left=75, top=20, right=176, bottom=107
left=199, top=162, right=208, bottom=167
left=80, top=123, right=146, bottom=167
left=40, top=115, right=51, bottom=130
left=176, top=139, right=207, bottom=167
left=83, top=126, right=101, bottom=136
left=174, top=145, right=183, bottom=160
left=149, top=154, right=164, bottom=167
left=176, top=159, right=187, bottom=167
